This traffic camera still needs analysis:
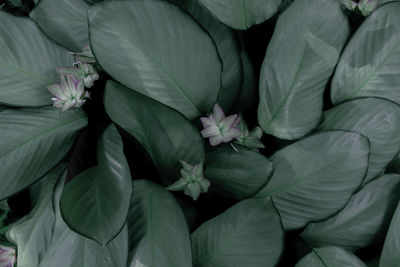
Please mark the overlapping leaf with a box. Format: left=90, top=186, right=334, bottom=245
left=30, top=0, right=90, bottom=52
left=6, top=165, right=66, bottom=267
left=204, top=145, right=272, bottom=199
left=319, top=97, right=400, bottom=183
left=380, top=201, right=400, bottom=267
left=89, top=0, right=222, bottom=119
left=192, top=198, right=284, bottom=267
left=39, top=174, right=128, bottom=267
left=0, top=11, right=73, bottom=106
left=258, top=0, right=349, bottom=139
left=104, top=80, right=205, bottom=184
left=301, top=174, right=400, bottom=251
left=127, top=180, right=192, bottom=267
left=255, top=131, right=370, bottom=230
left=295, top=247, right=366, bottom=267
left=331, top=3, right=400, bottom=105
left=167, top=0, right=243, bottom=112
left=197, top=0, right=282, bottom=30
left=0, top=107, right=87, bottom=199
left=60, top=124, right=132, bottom=245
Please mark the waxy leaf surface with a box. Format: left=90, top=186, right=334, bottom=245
left=256, top=131, right=370, bottom=230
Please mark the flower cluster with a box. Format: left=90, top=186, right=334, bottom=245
left=166, top=161, right=210, bottom=201
left=0, top=245, right=16, bottom=267
left=341, top=0, right=380, bottom=16
left=47, top=45, right=99, bottom=111
left=200, top=104, right=264, bottom=150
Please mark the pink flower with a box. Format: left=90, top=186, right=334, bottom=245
left=200, top=104, right=242, bottom=146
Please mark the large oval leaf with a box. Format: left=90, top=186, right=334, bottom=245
left=0, top=107, right=87, bottom=199
left=6, top=165, right=66, bottom=267
left=39, top=174, right=128, bottom=267
left=380, top=201, right=400, bottom=267
left=295, top=247, right=366, bottom=267
left=30, top=0, right=89, bottom=52
left=197, top=0, right=282, bottom=30
left=301, top=174, right=400, bottom=251
left=192, top=198, right=284, bottom=267
left=331, top=3, right=400, bottom=105
left=89, top=0, right=222, bottom=119
left=104, top=80, right=205, bottom=184
left=60, top=124, right=132, bottom=245
left=168, top=0, right=243, bottom=112
left=127, top=180, right=192, bottom=267
left=319, top=98, right=400, bottom=183
left=255, top=131, right=370, bottom=230
left=0, top=11, right=73, bottom=107
left=204, top=144, right=273, bottom=199
left=258, top=0, right=349, bottom=139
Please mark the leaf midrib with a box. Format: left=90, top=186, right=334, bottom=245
left=0, top=60, right=55, bottom=84
left=348, top=38, right=400, bottom=99
left=0, top=115, right=86, bottom=160
left=264, top=40, right=309, bottom=126
left=122, top=36, right=201, bottom=116
left=258, top=158, right=343, bottom=197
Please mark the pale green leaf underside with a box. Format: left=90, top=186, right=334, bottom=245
left=60, top=124, right=132, bottom=245
left=30, top=0, right=90, bottom=52
left=301, top=174, right=400, bottom=252
left=256, top=131, right=370, bottom=230
left=295, top=247, right=366, bottom=267
left=0, top=11, right=73, bottom=106
left=319, top=97, right=400, bottom=183
left=331, top=3, right=400, bottom=105
left=127, top=180, right=192, bottom=267
left=104, top=80, right=205, bottom=184
left=198, top=0, right=282, bottom=30
left=258, top=0, right=349, bottom=140
left=89, top=0, right=222, bottom=119
left=192, top=198, right=284, bottom=267
left=0, top=107, right=87, bottom=199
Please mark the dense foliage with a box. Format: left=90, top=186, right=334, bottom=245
left=0, top=0, right=400, bottom=266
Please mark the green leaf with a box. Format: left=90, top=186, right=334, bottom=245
left=232, top=41, right=256, bottom=113
left=0, top=11, right=73, bottom=107
left=30, top=0, right=90, bottom=52
left=88, top=0, right=222, bottom=119
left=204, top=144, right=272, bottom=199
left=169, top=0, right=243, bottom=112
left=104, top=80, right=205, bottom=184
left=319, top=97, right=400, bottom=183
left=39, top=173, right=128, bottom=267
left=197, top=0, right=282, bottom=30
left=192, top=198, right=284, bottom=267
left=127, top=180, right=192, bottom=267
left=0, top=107, right=87, bottom=199
left=60, top=124, right=132, bottom=245
left=295, top=247, right=366, bottom=267
left=301, top=174, right=400, bottom=252
left=258, top=0, right=349, bottom=139
left=380, top=201, right=400, bottom=267
left=255, top=131, right=370, bottom=230
left=6, top=165, right=66, bottom=267
left=331, top=3, right=400, bottom=105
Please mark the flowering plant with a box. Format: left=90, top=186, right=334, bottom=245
left=0, top=0, right=400, bottom=266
